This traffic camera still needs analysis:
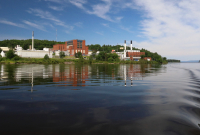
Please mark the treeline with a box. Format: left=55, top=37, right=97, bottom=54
left=0, top=39, right=65, bottom=50
left=140, top=48, right=166, bottom=63
left=167, top=59, right=180, bottom=62
left=87, top=44, right=167, bottom=63
left=87, top=44, right=139, bottom=53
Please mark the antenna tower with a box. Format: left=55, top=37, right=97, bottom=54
left=56, top=29, right=57, bottom=42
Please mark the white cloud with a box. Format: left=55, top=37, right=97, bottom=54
left=48, top=5, right=64, bottom=11
left=27, top=8, right=73, bottom=31
left=131, top=0, right=200, bottom=60
left=0, top=19, right=25, bottom=28
left=74, top=22, right=82, bottom=27
left=69, top=0, right=122, bottom=22
left=23, top=20, right=47, bottom=31
left=120, top=25, right=134, bottom=34
left=96, top=31, right=104, bottom=35
left=102, top=23, right=109, bottom=27
left=69, top=0, right=86, bottom=10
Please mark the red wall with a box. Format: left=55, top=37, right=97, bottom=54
left=53, top=39, right=88, bottom=56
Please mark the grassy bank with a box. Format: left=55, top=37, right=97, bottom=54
left=0, top=57, right=166, bottom=64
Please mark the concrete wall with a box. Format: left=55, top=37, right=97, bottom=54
left=16, top=50, right=53, bottom=58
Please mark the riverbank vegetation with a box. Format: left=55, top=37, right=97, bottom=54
left=0, top=39, right=168, bottom=64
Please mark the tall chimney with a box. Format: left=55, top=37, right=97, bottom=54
left=32, top=31, right=34, bottom=51
left=124, top=40, right=126, bottom=58
left=131, top=40, right=132, bottom=51
left=124, top=40, right=126, bottom=50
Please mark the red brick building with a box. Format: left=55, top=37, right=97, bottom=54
left=126, top=51, right=145, bottom=60
left=144, top=57, right=152, bottom=61
left=53, top=39, right=88, bottom=56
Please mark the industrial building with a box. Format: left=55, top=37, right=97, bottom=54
left=116, top=40, right=145, bottom=61
left=53, top=39, right=88, bottom=56
left=15, top=31, right=53, bottom=58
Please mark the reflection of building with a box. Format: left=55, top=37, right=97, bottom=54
left=15, top=65, right=53, bottom=82
left=119, top=65, right=146, bottom=81
left=53, top=65, right=89, bottom=87
left=53, top=39, right=88, bottom=56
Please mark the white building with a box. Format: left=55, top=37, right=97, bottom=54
left=15, top=45, right=23, bottom=51
left=16, top=50, right=53, bottom=58
left=1, top=51, right=5, bottom=57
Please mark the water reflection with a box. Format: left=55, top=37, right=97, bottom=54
left=1, top=63, right=200, bottom=135
left=0, top=64, right=162, bottom=88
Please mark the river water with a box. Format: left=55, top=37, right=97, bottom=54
left=0, top=63, right=200, bottom=135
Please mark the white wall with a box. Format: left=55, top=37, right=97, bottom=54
left=16, top=50, right=53, bottom=58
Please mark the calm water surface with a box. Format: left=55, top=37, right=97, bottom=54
left=0, top=63, right=200, bottom=135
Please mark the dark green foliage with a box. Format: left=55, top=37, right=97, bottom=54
left=96, top=52, right=106, bottom=61
left=167, top=59, right=180, bottom=62
left=0, top=55, right=2, bottom=61
left=44, top=54, right=50, bottom=60
left=59, top=51, right=65, bottom=58
left=96, top=52, right=119, bottom=62
left=140, top=49, right=165, bottom=63
left=75, top=52, right=82, bottom=58
left=141, top=55, right=145, bottom=59
left=6, top=50, right=16, bottom=59
left=89, top=55, right=93, bottom=64
left=12, top=55, right=21, bottom=61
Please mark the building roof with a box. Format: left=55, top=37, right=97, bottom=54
left=0, top=47, right=9, bottom=51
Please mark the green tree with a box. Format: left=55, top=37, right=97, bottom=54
left=141, top=55, right=145, bottom=59
left=75, top=52, right=82, bottom=58
left=44, top=54, right=50, bottom=60
left=6, top=50, right=16, bottom=59
left=59, top=51, right=65, bottom=58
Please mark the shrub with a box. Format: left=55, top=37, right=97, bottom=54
left=75, top=52, right=82, bottom=58
left=59, top=51, right=65, bottom=58
left=89, top=55, right=93, bottom=64
left=12, top=55, right=21, bottom=61
left=44, top=54, right=50, bottom=60
left=0, top=55, right=2, bottom=62
left=6, top=50, right=16, bottom=59
left=108, top=57, right=113, bottom=62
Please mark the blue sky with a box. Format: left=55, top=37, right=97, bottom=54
left=0, top=0, right=200, bottom=61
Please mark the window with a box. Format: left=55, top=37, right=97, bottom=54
left=77, top=40, right=82, bottom=49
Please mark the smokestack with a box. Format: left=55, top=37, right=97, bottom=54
left=124, top=40, right=126, bottom=50
left=131, top=40, right=132, bottom=51
left=124, top=40, right=126, bottom=58
left=32, top=31, right=34, bottom=51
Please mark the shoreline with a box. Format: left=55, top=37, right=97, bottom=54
left=0, top=58, right=166, bottom=65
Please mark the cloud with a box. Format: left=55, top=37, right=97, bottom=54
left=96, top=31, right=104, bottom=35
left=120, top=25, right=134, bottom=33
left=0, top=19, right=25, bottom=28
left=23, top=20, right=47, bottom=31
left=44, top=0, right=64, bottom=4
left=69, top=0, right=86, bottom=10
left=27, top=8, right=73, bottom=31
left=102, top=23, right=109, bottom=27
left=69, top=0, right=122, bottom=22
left=74, top=22, right=82, bottom=27
left=48, top=5, right=64, bottom=11
left=130, top=0, right=200, bottom=60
